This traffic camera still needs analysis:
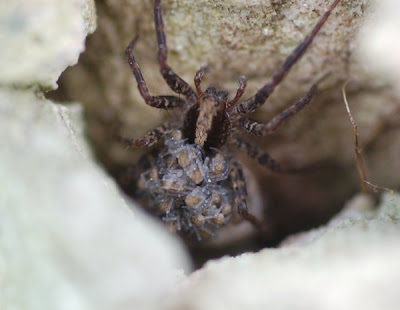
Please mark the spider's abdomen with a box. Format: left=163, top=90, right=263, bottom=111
left=136, top=130, right=234, bottom=241
left=183, top=97, right=231, bottom=151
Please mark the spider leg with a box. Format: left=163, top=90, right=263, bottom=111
left=194, top=66, right=208, bottom=96
left=231, top=137, right=300, bottom=173
left=238, top=83, right=317, bottom=136
left=230, top=159, right=261, bottom=228
left=226, top=76, right=247, bottom=109
left=126, top=36, right=186, bottom=109
left=117, top=123, right=170, bottom=148
left=231, top=0, right=341, bottom=116
left=155, top=0, right=197, bottom=102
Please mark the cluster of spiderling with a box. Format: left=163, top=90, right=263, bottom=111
left=137, top=129, right=234, bottom=241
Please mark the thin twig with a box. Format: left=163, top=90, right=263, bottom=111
left=342, top=80, right=369, bottom=194
left=342, top=80, right=393, bottom=196
left=364, top=180, right=394, bottom=195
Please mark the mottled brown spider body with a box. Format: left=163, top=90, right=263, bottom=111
left=183, top=86, right=232, bottom=150
left=118, top=0, right=342, bottom=241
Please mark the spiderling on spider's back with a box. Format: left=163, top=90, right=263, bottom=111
left=116, top=0, right=342, bottom=242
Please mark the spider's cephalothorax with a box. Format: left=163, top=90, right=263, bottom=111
left=118, top=0, right=342, bottom=241
left=183, top=85, right=232, bottom=150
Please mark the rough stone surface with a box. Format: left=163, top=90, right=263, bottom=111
left=167, top=193, right=400, bottom=310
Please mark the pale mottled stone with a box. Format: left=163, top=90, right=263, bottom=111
left=0, top=89, right=190, bottom=310
left=0, top=0, right=96, bottom=89
left=360, top=0, right=400, bottom=96
left=0, top=1, right=190, bottom=309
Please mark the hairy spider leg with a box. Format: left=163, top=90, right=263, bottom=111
left=226, top=76, right=248, bottom=109
left=194, top=66, right=209, bottom=96
left=239, top=83, right=317, bottom=136
left=116, top=123, right=172, bottom=148
left=126, top=35, right=186, bottom=109
left=155, top=0, right=197, bottom=103
left=230, top=159, right=262, bottom=228
left=231, top=0, right=341, bottom=115
left=231, top=136, right=304, bottom=173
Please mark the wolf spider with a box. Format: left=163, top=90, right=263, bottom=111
left=118, top=0, right=342, bottom=240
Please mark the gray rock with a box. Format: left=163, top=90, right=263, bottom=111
left=0, top=1, right=190, bottom=309
left=360, top=0, right=400, bottom=96
left=0, top=0, right=96, bottom=89
left=168, top=193, right=400, bottom=310
left=0, top=89, right=190, bottom=310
